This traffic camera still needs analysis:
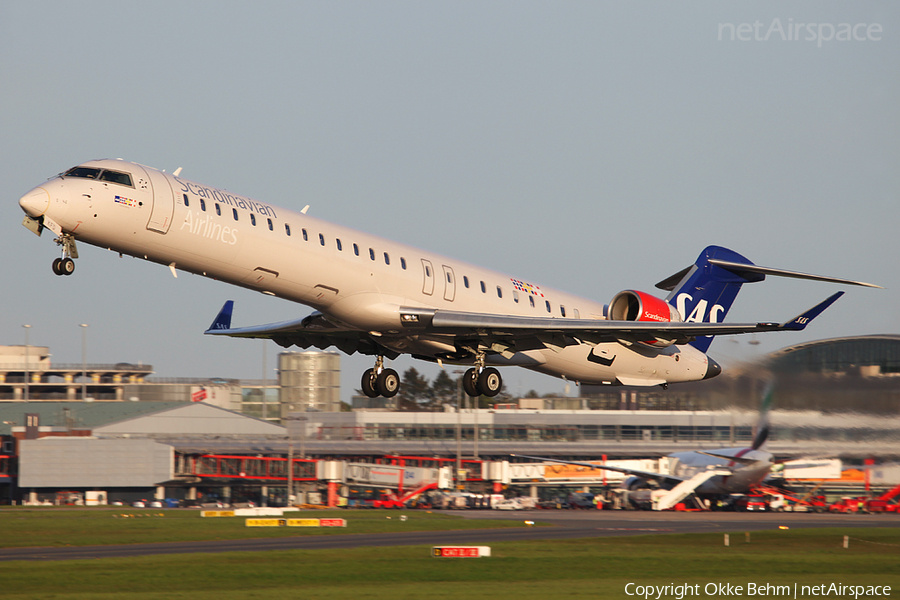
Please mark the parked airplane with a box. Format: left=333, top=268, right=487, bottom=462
left=17, top=159, right=879, bottom=398
left=514, top=384, right=779, bottom=509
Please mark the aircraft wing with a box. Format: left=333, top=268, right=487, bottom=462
left=204, top=301, right=391, bottom=357
left=205, top=292, right=843, bottom=359
left=400, top=291, right=844, bottom=349
left=511, top=454, right=686, bottom=487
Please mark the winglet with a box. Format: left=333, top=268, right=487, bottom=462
left=778, top=291, right=844, bottom=330
left=206, top=301, right=234, bottom=332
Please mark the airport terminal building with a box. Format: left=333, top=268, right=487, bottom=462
left=0, top=336, right=898, bottom=506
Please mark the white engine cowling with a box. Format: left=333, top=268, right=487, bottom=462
left=608, top=290, right=683, bottom=348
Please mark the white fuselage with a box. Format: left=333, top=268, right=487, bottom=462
left=19, top=159, right=714, bottom=386
left=668, top=447, right=773, bottom=495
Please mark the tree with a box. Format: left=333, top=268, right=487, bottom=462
left=430, top=369, right=459, bottom=410
left=396, top=367, right=431, bottom=411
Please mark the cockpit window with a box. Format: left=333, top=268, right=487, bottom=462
left=64, top=167, right=101, bottom=179
left=99, top=170, right=133, bottom=187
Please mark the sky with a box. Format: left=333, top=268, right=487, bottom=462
left=1, top=1, right=898, bottom=403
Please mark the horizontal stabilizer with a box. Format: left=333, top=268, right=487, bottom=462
left=707, top=259, right=882, bottom=289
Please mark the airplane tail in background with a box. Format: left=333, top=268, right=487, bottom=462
left=751, top=380, right=774, bottom=450
left=656, top=246, right=881, bottom=353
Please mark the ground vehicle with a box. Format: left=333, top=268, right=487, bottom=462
left=568, top=492, right=597, bottom=509
left=829, top=496, right=869, bottom=513
left=735, top=494, right=770, bottom=511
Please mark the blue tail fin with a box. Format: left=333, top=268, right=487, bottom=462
left=207, top=300, right=234, bottom=331
left=657, top=245, right=877, bottom=352
left=657, top=246, right=765, bottom=352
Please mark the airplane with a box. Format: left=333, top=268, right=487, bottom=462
left=17, top=159, right=880, bottom=399
left=513, top=384, right=780, bottom=509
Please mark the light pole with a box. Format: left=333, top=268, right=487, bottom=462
left=22, top=325, right=31, bottom=402
left=80, top=324, right=88, bottom=401
left=285, top=415, right=308, bottom=506
left=262, top=340, right=267, bottom=421
left=454, top=370, right=464, bottom=491
left=473, top=387, right=479, bottom=460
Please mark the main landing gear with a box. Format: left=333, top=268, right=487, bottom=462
left=51, top=233, right=78, bottom=276
left=359, top=355, right=504, bottom=399
left=462, top=367, right=503, bottom=398
left=361, top=356, right=400, bottom=399
left=462, top=352, right=503, bottom=398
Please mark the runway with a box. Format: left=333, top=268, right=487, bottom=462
left=0, top=510, right=896, bottom=562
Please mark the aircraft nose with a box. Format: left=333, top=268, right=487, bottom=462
left=704, top=356, right=722, bottom=380
left=19, top=186, right=50, bottom=217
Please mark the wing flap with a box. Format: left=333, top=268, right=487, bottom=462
left=413, top=292, right=844, bottom=340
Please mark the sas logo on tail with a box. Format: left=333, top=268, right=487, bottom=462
left=675, top=293, right=725, bottom=323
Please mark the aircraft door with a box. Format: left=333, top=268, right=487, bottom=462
left=442, top=265, right=456, bottom=302
left=144, top=168, right=175, bottom=233
left=421, top=259, right=434, bottom=296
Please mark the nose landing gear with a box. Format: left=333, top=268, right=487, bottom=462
left=51, top=234, right=79, bottom=276
left=52, top=257, right=75, bottom=276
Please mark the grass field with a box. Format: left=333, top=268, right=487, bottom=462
left=0, top=509, right=897, bottom=599
left=0, top=507, right=523, bottom=547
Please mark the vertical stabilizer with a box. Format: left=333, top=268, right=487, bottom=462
left=659, top=246, right=765, bottom=352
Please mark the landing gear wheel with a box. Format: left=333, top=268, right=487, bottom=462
left=376, top=368, right=400, bottom=398
left=60, top=257, right=75, bottom=275
left=463, top=368, right=479, bottom=397
left=477, top=367, right=502, bottom=397
left=52, top=258, right=63, bottom=276
left=361, top=369, right=379, bottom=398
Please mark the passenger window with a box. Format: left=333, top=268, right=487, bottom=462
left=545, top=300, right=551, bottom=313
left=232, top=208, right=239, bottom=221
left=200, top=199, right=206, bottom=212
left=215, top=204, right=221, bottom=216
left=99, top=170, right=133, bottom=187
left=497, top=286, right=503, bottom=299
left=426, top=265, right=432, bottom=277
left=463, top=276, right=469, bottom=288
left=384, top=252, right=390, bottom=265
left=513, top=290, right=519, bottom=303
left=336, top=239, right=342, bottom=251
left=267, top=218, right=273, bottom=231
left=183, top=194, right=189, bottom=207
left=560, top=305, right=566, bottom=317
left=319, top=233, right=325, bottom=246
left=480, top=281, right=486, bottom=293
left=401, top=257, right=407, bottom=270
left=529, top=296, right=535, bottom=308
left=251, top=214, right=256, bottom=226
left=302, top=229, right=308, bottom=241
left=285, top=223, right=291, bottom=236
left=369, top=248, right=375, bottom=261
left=353, top=243, right=359, bottom=256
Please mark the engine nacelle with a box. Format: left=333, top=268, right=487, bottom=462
left=608, top=290, right=682, bottom=348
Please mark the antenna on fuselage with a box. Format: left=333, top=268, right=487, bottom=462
left=173, top=167, right=183, bottom=176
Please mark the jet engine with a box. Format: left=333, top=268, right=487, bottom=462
left=608, top=290, right=683, bottom=348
